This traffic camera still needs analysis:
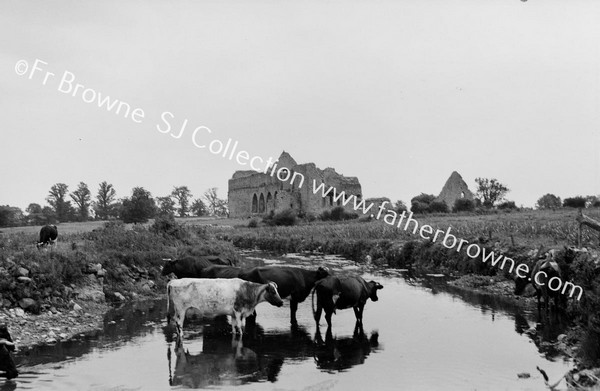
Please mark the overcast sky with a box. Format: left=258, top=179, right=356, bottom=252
left=2, top=0, right=599, bottom=211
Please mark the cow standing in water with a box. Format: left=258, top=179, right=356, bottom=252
left=0, top=324, right=18, bottom=380
left=313, top=275, right=383, bottom=335
left=238, top=266, right=330, bottom=326
left=167, top=278, right=283, bottom=345
left=514, top=255, right=563, bottom=313
left=161, top=256, right=235, bottom=278
left=36, top=224, right=58, bottom=249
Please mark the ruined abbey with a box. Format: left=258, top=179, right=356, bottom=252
left=228, top=151, right=362, bottom=218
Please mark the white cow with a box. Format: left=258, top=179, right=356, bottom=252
left=167, top=278, right=283, bottom=344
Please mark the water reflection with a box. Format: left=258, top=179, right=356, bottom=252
left=314, top=322, right=380, bottom=373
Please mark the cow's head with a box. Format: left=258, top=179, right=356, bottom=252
left=315, top=266, right=330, bottom=281
left=161, top=259, right=176, bottom=276
left=264, top=282, right=284, bottom=307
left=367, top=281, right=383, bottom=302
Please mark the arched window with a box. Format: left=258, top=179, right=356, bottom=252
left=461, top=192, right=465, bottom=198
left=267, top=192, right=272, bottom=211
left=259, top=193, right=265, bottom=213
left=274, top=191, right=278, bottom=208
left=328, top=194, right=334, bottom=206
left=251, top=194, right=258, bottom=213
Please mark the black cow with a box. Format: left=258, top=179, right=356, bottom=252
left=199, top=265, right=243, bottom=279
left=515, top=257, right=563, bottom=313
left=0, top=324, right=18, bottom=379
left=313, top=275, right=383, bottom=332
left=238, top=266, right=330, bottom=326
left=161, top=256, right=234, bottom=278
left=36, top=224, right=58, bottom=249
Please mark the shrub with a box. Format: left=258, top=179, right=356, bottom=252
left=453, top=198, right=475, bottom=212
left=248, top=218, right=258, bottom=228
left=150, top=215, right=189, bottom=241
left=265, top=209, right=297, bottom=226
left=428, top=201, right=449, bottom=213
left=320, top=206, right=358, bottom=221
left=497, top=200, right=518, bottom=210
left=564, top=196, right=587, bottom=208
left=410, top=201, right=429, bottom=214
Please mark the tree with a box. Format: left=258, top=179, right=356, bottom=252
left=563, top=196, right=587, bottom=209
left=536, top=194, right=562, bottom=210
left=94, top=181, right=117, bottom=220
left=393, top=200, right=408, bottom=213
left=191, top=199, right=208, bottom=217
left=171, top=186, right=192, bottom=217
left=410, top=193, right=435, bottom=214
left=475, top=178, right=509, bottom=208
left=0, top=206, right=24, bottom=227
left=120, top=187, right=156, bottom=223
left=203, top=188, right=228, bottom=217
left=42, top=206, right=57, bottom=224
left=26, top=203, right=47, bottom=225
left=46, top=183, right=75, bottom=222
left=156, top=196, right=176, bottom=217
left=70, top=182, right=91, bottom=221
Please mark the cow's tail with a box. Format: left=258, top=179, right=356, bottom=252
left=311, top=286, right=317, bottom=320
left=166, top=284, right=172, bottom=324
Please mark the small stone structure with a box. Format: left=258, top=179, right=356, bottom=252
left=436, top=171, right=474, bottom=209
left=228, top=151, right=362, bottom=218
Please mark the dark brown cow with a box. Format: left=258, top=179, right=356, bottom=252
left=514, top=257, right=563, bottom=313
left=313, top=275, right=383, bottom=332
left=238, top=266, right=330, bottom=325
left=161, top=256, right=234, bottom=278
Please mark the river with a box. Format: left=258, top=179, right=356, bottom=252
left=7, top=252, right=572, bottom=390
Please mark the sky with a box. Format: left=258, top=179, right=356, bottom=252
left=1, top=0, right=599, bottom=211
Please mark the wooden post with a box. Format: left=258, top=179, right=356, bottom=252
left=510, top=234, right=515, bottom=247
left=575, top=208, right=600, bottom=247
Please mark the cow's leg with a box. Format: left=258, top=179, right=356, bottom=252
left=314, top=299, right=323, bottom=329
left=173, top=308, right=185, bottom=347
left=290, top=300, right=298, bottom=326
left=324, top=308, right=333, bottom=332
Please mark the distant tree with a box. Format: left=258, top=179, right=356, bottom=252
left=0, top=205, right=24, bottom=227
left=120, top=187, right=156, bottom=223
left=156, top=196, right=176, bottom=217
left=70, top=182, right=91, bottom=221
left=203, top=188, right=228, bottom=217
left=191, top=199, right=208, bottom=217
left=26, top=203, right=47, bottom=225
left=47, top=183, right=76, bottom=222
left=393, top=200, right=408, bottom=213
left=586, top=195, right=599, bottom=208
left=41, top=206, right=57, bottom=224
left=171, top=186, right=192, bottom=217
left=536, top=194, right=562, bottom=210
left=94, top=181, right=117, bottom=220
left=453, top=198, right=475, bottom=212
left=498, top=200, right=518, bottom=210
left=410, top=193, right=436, bottom=214
left=475, top=178, right=509, bottom=208
left=563, top=196, right=587, bottom=209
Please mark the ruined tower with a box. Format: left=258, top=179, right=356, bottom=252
left=436, top=171, right=474, bottom=209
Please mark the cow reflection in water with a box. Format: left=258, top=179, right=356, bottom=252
left=166, top=319, right=316, bottom=387
left=314, top=322, right=380, bottom=372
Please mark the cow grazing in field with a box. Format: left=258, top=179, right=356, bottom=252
left=161, top=256, right=234, bottom=278
left=36, top=224, right=58, bottom=249
left=0, top=324, right=18, bottom=379
left=167, top=278, right=283, bottom=344
left=313, top=275, right=383, bottom=332
left=514, top=255, right=563, bottom=313
left=238, top=266, right=330, bottom=326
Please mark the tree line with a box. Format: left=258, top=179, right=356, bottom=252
left=0, top=182, right=228, bottom=227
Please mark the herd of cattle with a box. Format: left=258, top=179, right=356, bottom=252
left=162, top=256, right=384, bottom=345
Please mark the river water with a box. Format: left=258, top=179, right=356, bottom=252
left=6, top=252, right=572, bottom=390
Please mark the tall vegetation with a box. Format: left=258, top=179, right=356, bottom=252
left=536, top=193, right=562, bottom=210
left=203, top=188, right=228, bottom=217
left=171, top=186, right=192, bottom=217
left=47, top=183, right=75, bottom=222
